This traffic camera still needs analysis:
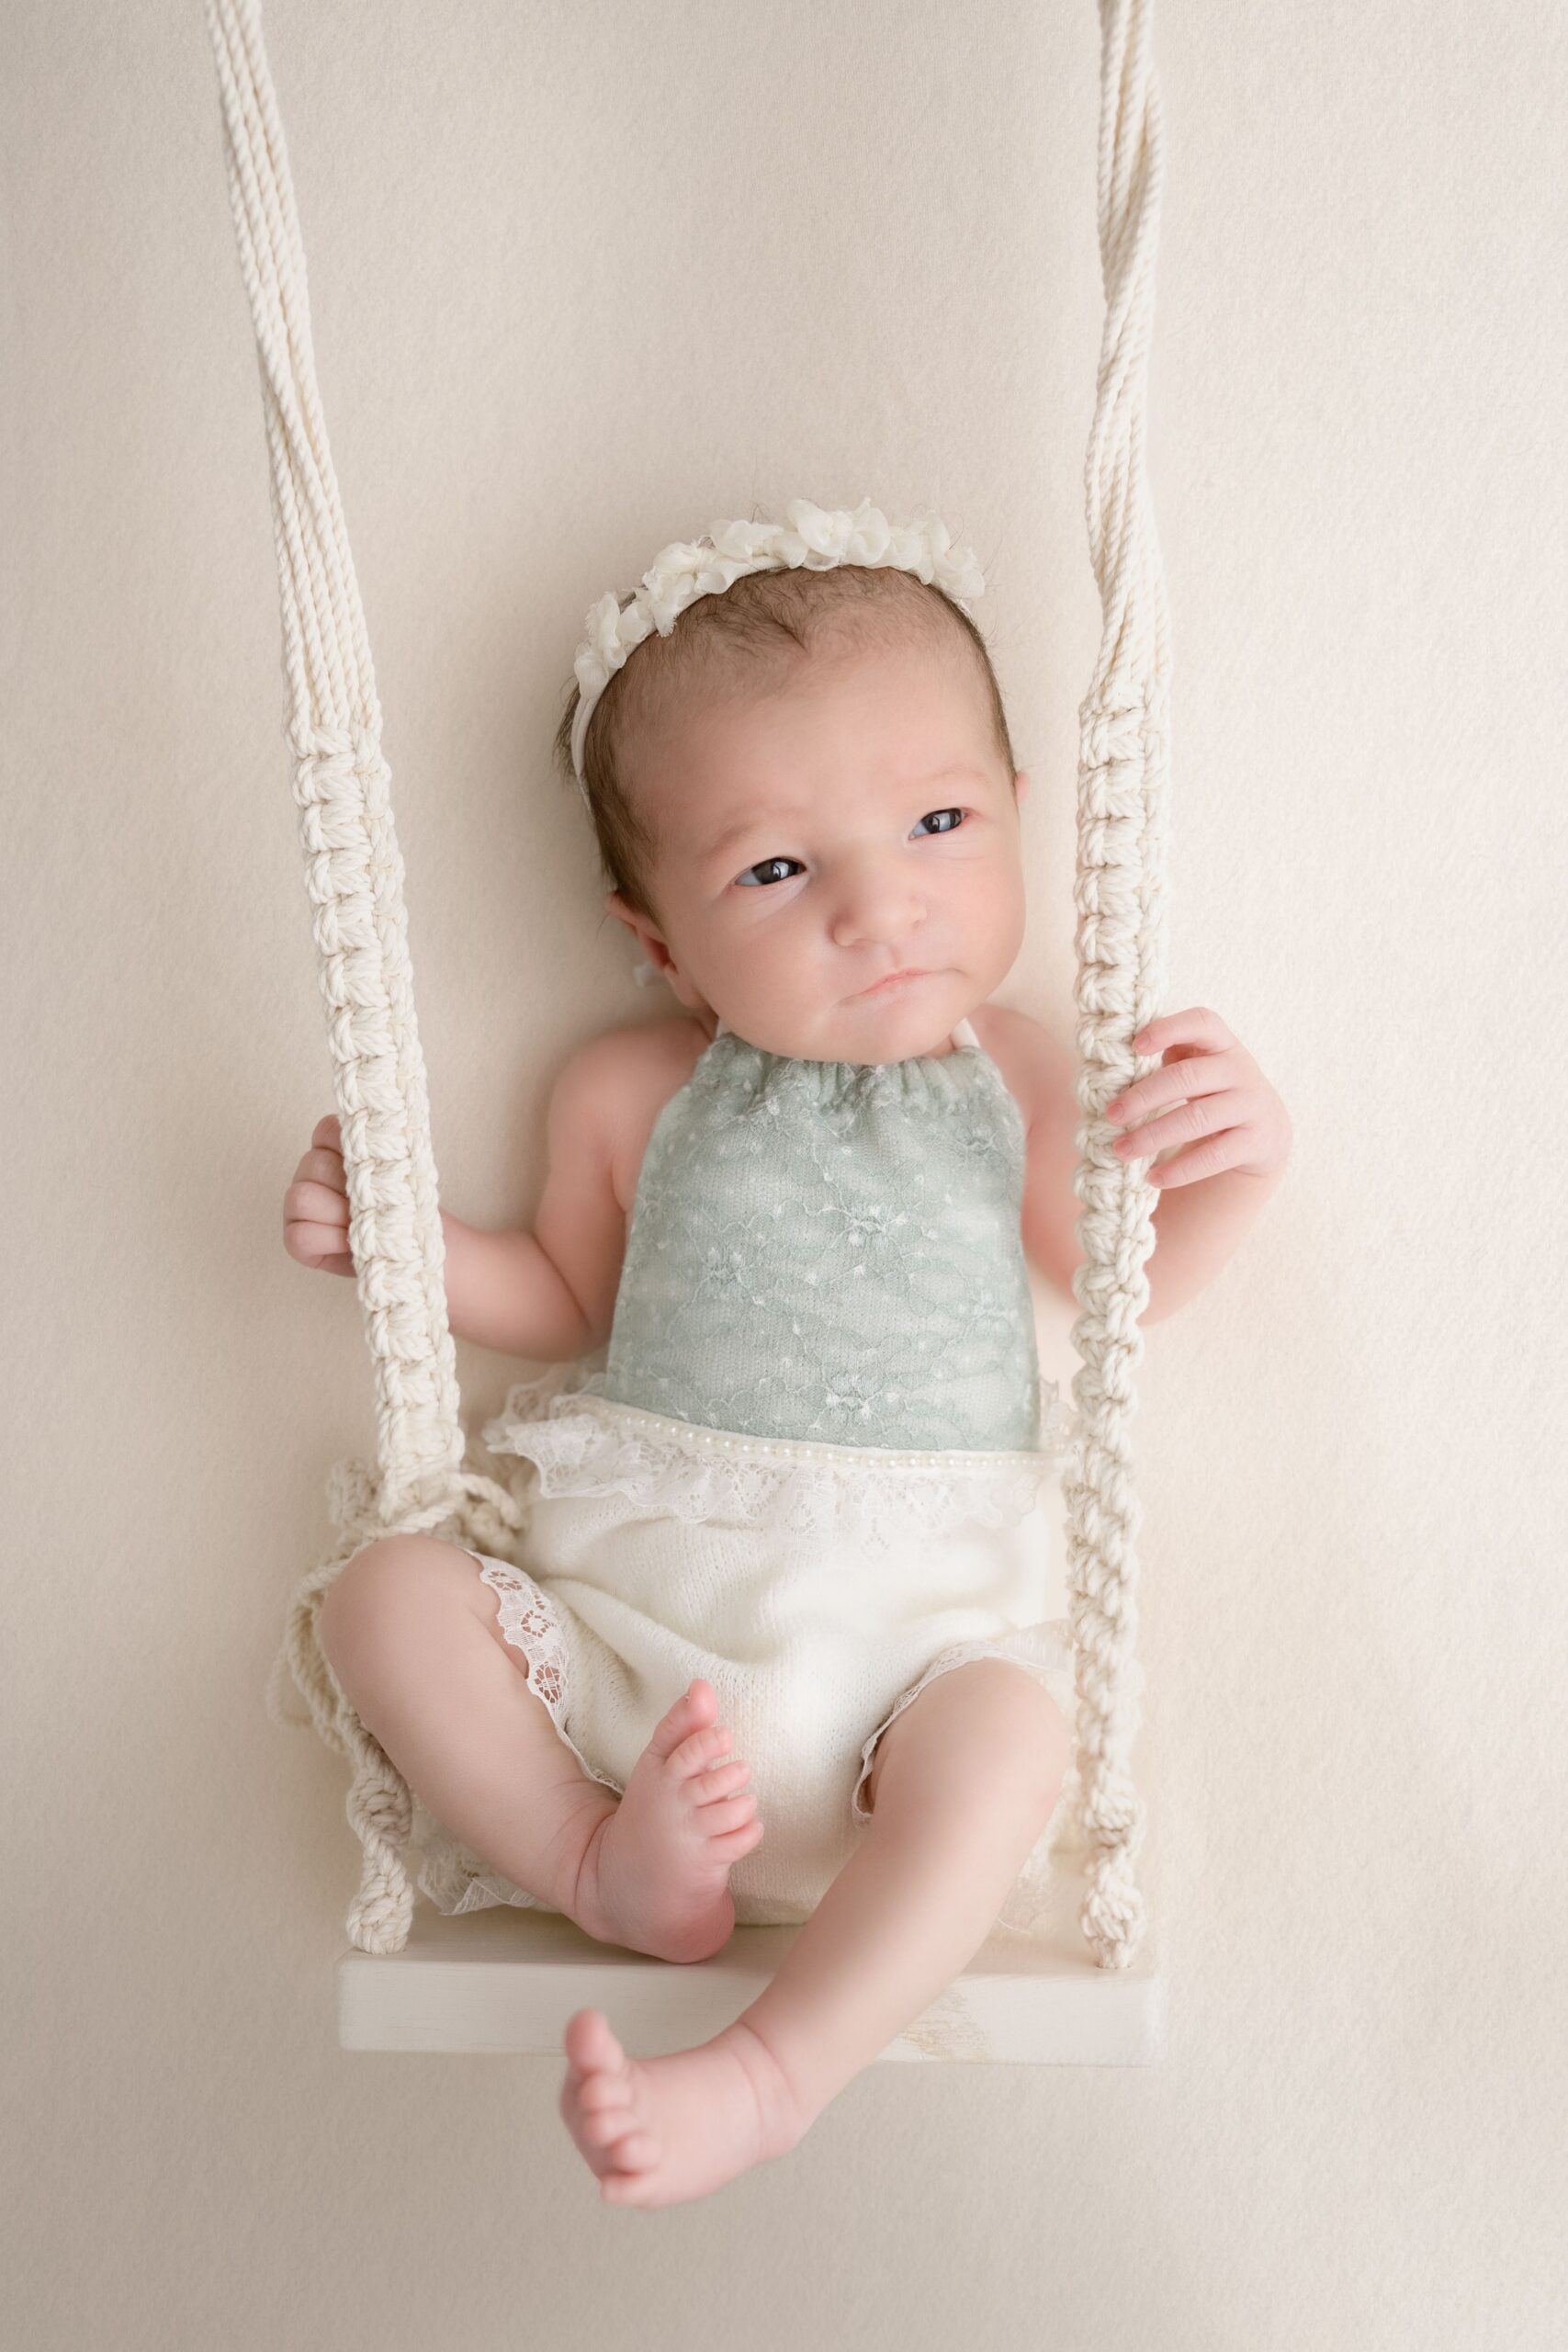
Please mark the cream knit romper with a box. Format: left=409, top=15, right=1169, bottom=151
left=411, top=1014, right=1080, bottom=1931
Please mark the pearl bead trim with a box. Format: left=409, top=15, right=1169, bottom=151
left=577, top=1390, right=1059, bottom=1475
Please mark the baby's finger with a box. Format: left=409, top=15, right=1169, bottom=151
left=1134, top=1007, right=1237, bottom=1057
left=1145, top=1125, right=1255, bottom=1191
left=284, top=1220, right=355, bottom=1274
left=288, top=1151, right=349, bottom=1197
left=1112, top=1093, right=1240, bottom=1163
left=284, top=1176, right=351, bottom=1227
left=1105, top=1048, right=1240, bottom=1130
left=310, top=1114, right=343, bottom=1150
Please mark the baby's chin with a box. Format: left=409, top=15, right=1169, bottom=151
left=723, top=972, right=978, bottom=1064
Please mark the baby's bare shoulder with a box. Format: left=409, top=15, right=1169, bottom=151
left=968, top=1000, right=1075, bottom=1127
left=555, top=1015, right=712, bottom=1212
left=561, top=1012, right=709, bottom=1088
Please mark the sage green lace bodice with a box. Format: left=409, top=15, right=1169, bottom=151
left=577, top=1018, right=1043, bottom=1452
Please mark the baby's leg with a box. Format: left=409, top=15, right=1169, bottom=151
left=559, top=1658, right=1069, bottom=2208
left=317, top=1534, right=763, bottom=1961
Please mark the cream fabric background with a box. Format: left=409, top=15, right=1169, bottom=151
left=5, top=1, right=1563, bottom=2344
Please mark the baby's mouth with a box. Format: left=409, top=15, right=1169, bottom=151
left=852, top=967, right=933, bottom=998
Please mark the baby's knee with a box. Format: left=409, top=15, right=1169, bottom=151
left=959, top=1664, right=1069, bottom=1809
left=876, top=1660, right=1069, bottom=1832
left=317, top=1532, right=476, bottom=1673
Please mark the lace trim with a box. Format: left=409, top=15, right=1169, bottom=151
left=412, top=1557, right=626, bottom=1920
left=476, top=1560, right=624, bottom=1798
left=481, top=1372, right=1073, bottom=1553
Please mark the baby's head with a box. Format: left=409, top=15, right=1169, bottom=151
left=554, top=561, right=1031, bottom=1064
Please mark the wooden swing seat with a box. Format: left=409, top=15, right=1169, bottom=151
left=337, top=1865, right=1166, bottom=2063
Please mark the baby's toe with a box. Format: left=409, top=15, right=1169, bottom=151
left=708, top=1810, right=765, bottom=1855
left=667, top=1721, right=742, bottom=1769
left=694, top=1781, right=760, bottom=1834
left=647, top=1679, right=718, bottom=1760
left=690, top=1757, right=752, bottom=1808
left=582, top=2103, right=640, bottom=2151
left=563, top=2007, right=623, bottom=2076
left=577, top=2069, right=635, bottom=2114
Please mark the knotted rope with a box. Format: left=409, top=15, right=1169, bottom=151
left=1062, top=0, right=1171, bottom=1967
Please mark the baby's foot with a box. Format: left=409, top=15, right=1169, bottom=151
left=559, top=2007, right=807, bottom=2209
left=574, top=1679, right=763, bottom=1962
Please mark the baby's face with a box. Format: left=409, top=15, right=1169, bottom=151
left=606, top=633, right=1031, bottom=1063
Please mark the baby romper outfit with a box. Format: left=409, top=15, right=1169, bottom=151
left=411, top=1012, right=1081, bottom=1933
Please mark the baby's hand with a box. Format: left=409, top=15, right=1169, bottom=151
left=1104, top=1007, right=1292, bottom=1187
left=282, top=1114, right=355, bottom=1277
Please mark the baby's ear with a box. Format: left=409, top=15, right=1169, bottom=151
left=604, top=888, right=656, bottom=947
left=604, top=892, right=705, bottom=1009
left=1013, top=769, right=1032, bottom=805
left=605, top=890, right=679, bottom=978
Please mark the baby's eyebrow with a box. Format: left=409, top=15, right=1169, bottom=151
left=702, top=815, right=795, bottom=865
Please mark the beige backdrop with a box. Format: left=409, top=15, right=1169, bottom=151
left=6, top=0, right=1563, bottom=2345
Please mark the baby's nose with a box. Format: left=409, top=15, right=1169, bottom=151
left=828, top=866, right=927, bottom=951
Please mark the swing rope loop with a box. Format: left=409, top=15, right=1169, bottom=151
left=204, top=0, right=1172, bottom=1971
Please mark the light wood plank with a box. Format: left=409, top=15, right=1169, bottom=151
left=337, top=1867, right=1164, bottom=2064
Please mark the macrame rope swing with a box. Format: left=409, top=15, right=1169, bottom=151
left=203, top=0, right=1170, bottom=1973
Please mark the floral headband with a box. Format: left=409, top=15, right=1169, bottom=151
left=568, top=494, right=987, bottom=791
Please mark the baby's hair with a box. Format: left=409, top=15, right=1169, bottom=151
left=550, top=560, right=1021, bottom=923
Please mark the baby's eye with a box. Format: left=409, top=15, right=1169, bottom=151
left=912, top=807, right=965, bottom=835
left=735, top=856, right=806, bottom=888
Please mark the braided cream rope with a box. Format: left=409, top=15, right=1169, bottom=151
left=205, top=0, right=530, bottom=1952
left=204, top=0, right=1170, bottom=1972
left=1061, top=0, right=1170, bottom=1969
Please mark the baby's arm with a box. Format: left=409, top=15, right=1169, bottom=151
left=997, top=998, right=1290, bottom=1326
left=975, top=1003, right=1090, bottom=1309
left=285, top=1023, right=701, bottom=1361
left=438, top=1043, right=623, bottom=1358
left=433, top=1017, right=709, bottom=1360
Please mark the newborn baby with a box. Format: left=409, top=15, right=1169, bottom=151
left=284, top=504, right=1291, bottom=2207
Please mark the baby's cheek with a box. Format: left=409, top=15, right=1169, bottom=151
left=692, top=948, right=779, bottom=1039
left=964, top=862, right=1027, bottom=953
